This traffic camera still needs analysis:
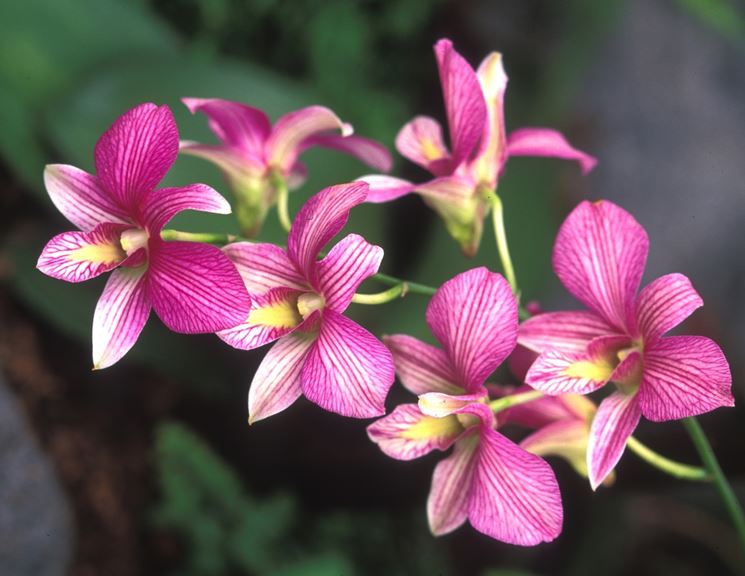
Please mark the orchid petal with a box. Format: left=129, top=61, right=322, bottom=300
left=300, top=310, right=394, bottom=418
left=179, top=141, right=265, bottom=178
left=505, top=392, right=595, bottom=429
left=141, top=184, right=231, bottom=234
left=299, top=133, right=393, bottom=172
left=316, top=234, right=383, bottom=312
left=521, top=419, right=591, bottom=478
left=587, top=391, right=641, bottom=490
left=472, top=52, right=508, bottom=184
left=383, top=334, right=461, bottom=396
left=426, top=267, right=517, bottom=391
left=639, top=336, right=733, bottom=422
left=224, top=242, right=307, bottom=294
left=357, top=175, right=415, bottom=203
left=553, top=200, right=649, bottom=331
left=92, top=266, right=151, bottom=369
left=147, top=240, right=251, bottom=333
left=506, top=128, right=597, bottom=174
left=635, top=273, right=703, bottom=343
left=418, top=392, right=491, bottom=422
left=395, top=116, right=451, bottom=174
left=525, top=349, right=614, bottom=395
left=518, top=310, right=616, bottom=354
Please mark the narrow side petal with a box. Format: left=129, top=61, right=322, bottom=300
left=92, top=266, right=151, bottom=369
left=356, top=175, right=416, bottom=203
left=147, top=240, right=251, bottom=333
left=395, top=116, right=451, bottom=174
left=418, top=392, right=490, bottom=420
left=639, top=336, right=733, bottom=422
left=224, top=242, right=307, bottom=294
left=299, top=133, right=393, bottom=172
left=521, top=419, right=591, bottom=478
left=300, top=310, right=394, bottom=418
left=525, top=349, right=614, bottom=395
left=142, top=184, right=231, bottom=233
left=506, top=128, right=597, bottom=174
left=635, top=273, right=703, bottom=343
left=472, top=52, right=508, bottom=185
left=383, top=334, right=461, bottom=396
left=518, top=310, right=615, bottom=354
left=587, top=392, right=641, bottom=490
left=179, top=141, right=265, bottom=179
left=504, top=391, right=595, bottom=429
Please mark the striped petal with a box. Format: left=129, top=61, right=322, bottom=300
left=506, top=128, right=597, bottom=175
left=299, top=133, right=392, bottom=172
left=316, top=234, right=383, bottom=312
left=518, top=310, right=616, bottom=354
left=383, top=334, right=461, bottom=396
left=553, top=200, right=649, bottom=331
left=300, top=310, right=394, bottom=418
left=635, top=273, right=703, bottom=343
left=639, top=336, right=733, bottom=422
left=357, top=175, right=415, bottom=203
left=418, top=392, right=491, bottom=420
left=44, top=165, right=129, bottom=231
left=94, top=103, right=179, bottom=209
left=248, top=331, right=317, bottom=424
left=141, top=184, right=231, bottom=234
left=92, top=266, right=151, bottom=369
left=395, top=116, right=451, bottom=175
left=426, top=267, right=517, bottom=391
left=147, top=240, right=251, bottom=333
left=37, top=223, right=127, bottom=283
left=525, top=348, right=615, bottom=395
left=224, top=242, right=307, bottom=295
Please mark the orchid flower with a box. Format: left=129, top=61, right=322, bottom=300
left=367, top=268, right=562, bottom=545
left=217, top=182, right=395, bottom=421
left=519, top=200, right=733, bottom=489
left=37, top=103, right=251, bottom=369
left=180, top=98, right=393, bottom=236
left=361, top=38, right=595, bottom=256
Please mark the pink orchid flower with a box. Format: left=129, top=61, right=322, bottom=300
left=181, top=98, right=392, bottom=236
left=367, top=268, right=562, bottom=545
left=217, top=182, right=394, bottom=421
left=519, top=200, right=733, bottom=489
left=361, top=38, right=595, bottom=256
left=36, top=103, right=251, bottom=369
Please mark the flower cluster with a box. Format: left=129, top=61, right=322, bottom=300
left=37, top=38, right=734, bottom=547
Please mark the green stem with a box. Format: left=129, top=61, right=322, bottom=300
left=684, top=417, right=745, bottom=551
left=161, top=230, right=238, bottom=244
left=274, top=175, right=292, bottom=233
left=488, top=390, right=543, bottom=414
left=373, top=273, right=437, bottom=296
left=626, top=436, right=710, bottom=481
left=488, top=193, right=519, bottom=296
left=352, top=283, right=406, bottom=305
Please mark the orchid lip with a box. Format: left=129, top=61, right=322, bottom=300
left=120, top=228, right=149, bottom=257
left=297, top=292, right=325, bottom=319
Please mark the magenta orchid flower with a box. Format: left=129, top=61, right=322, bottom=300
left=180, top=98, right=393, bottom=236
left=361, top=38, right=595, bottom=256
left=217, top=182, right=394, bottom=421
left=519, top=200, right=733, bottom=489
left=36, top=103, right=251, bottom=369
left=367, top=268, right=562, bottom=545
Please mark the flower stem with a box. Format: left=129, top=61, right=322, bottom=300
left=352, top=283, right=407, bottom=305
left=683, top=417, right=745, bottom=551
left=373, top=273, right=437, bottom=296
left=274, top=175, right=292, bottom=233
left=161, top=230, right=238, bottom=244
left=488, top=193, right=519, bottom=297
left=488, top=390, right=543, bottom=414
left=626, top=436, right=710, bottom=481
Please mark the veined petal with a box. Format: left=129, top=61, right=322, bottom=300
left=92, top=266, right=151, bottom=369
left=357, top=175, right=415, bottom=203
left=142, top=184, right=231, bottom=234
left=472, top=52, right=508, bottom=184
left=518, top=310, right=616, bottom=354
left=418, top=392, right=490, bottom=421
left=248, top=331, right=316, bottom=424
left=224, top=242, right=307, bottom=294
left=266, top=106, right=352, bottom=172
left=587, top=391, right=641, bottom=490
left=44, top=165, right=129, bottom=231
left=299, top=133, right=392, bottom=172
left=147, top=240, right=251, bottom=333
left=316, top=234, right=383, bottom=312
left=367, top=403, right=463, bottom=461
left=300, top=310, right=394, bottom=418
left=37, top=223, right=127, bottom=283
left=426, top=267, right=517, bottom=391
left=469, top=428, right=563, bottom=545
left=553, top=200, right=649, bottom=331
left=94, top=103, right=179, bottom=209
left=521, top=419, right=591, bottom=478
left=506, top=128, right=597, bottom=174
left=217, top=287, right=303, bottom=350
left=525, top=349, right=614, bottom=395
left=287, top=182, right=368, bottom=279
left=383, top=335, right=461, bottom=396
left=635, top=273, right=703, bottom=343
left=395, top=116, right=451, bottom=174
left=639, top=336, right=733, bottom=422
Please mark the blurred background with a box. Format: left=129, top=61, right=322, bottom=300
left=0, top=0, right=744, bottom=575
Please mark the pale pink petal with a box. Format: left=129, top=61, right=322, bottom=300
left=383, top=335, right=461, bottom=396
left=469, top=428, right=563, bottom=545
left=300, top=310, right=394, bottom=418
left=287, top=182, right=368, bottom=279
left=472, top=52, right=508, bottom=184
left=92, top=266, right=151, bottom=369
left=217, top=287, right=303, bottom=350
left=266, top=106, right=352, bottom=172
left=356, top=175, right=415, bottom=203
left=505, top=391, right=595, bottom=429
left=147, top=240, right=251, bottom=333
left=506, top=128, right=597, bottom=174
left=223, top=243, right=307, bottom=294
left=418, top=392, right=490, bottom=420
left=553, top=200, right=649, bottom=331
left=44, top=165, right=129, bottom=231
left=639, top=336, right=733, bottom=422
left=635, top=273, right=703, bottom=343
left=587, top=391, right=641, bottom=490
left=520, top=419, right=591, bottom=478
left=315, top=234, right=383, bottom=312
left=179, top=141, right=265, bottom=178
left=395, top=116, right=451, bottom=174
left=37, top=223, right=127, bottom=283
left=367, top=403, right=462, bottom=461
left=525, top=349, right=613, bottom=395
left=426, top=267, right=517, bottom=391
left=299, top=133, right=392, bottom=172
left=433, top=39, right=488, bottom=168
left=94, top=103, right=179, bottom=208
left=141, top=184, right=231, bottom=234
left=518, top=310, right=616, bottom=354
left=248, top=331, right=316, bottom=424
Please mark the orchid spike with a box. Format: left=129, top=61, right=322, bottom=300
left=519, top=200, right=733, bottom=489
left=37, top=103, right=251, bottom=369
left=367, top=268, right=562, bottom=545
left=180, top=98, right=393, bottom=236
left=360, top=38, right=595, bottom=256
left=217, top=182, right=395, bottom=421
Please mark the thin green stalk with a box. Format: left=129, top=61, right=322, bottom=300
left=274, top=176, right=292, bottom=233
left=488, top=390, right=543, bottom=414
left=161, top=230, right=238, bottom=244
left=373, top=273, right=437, bottom=296
left=489, top=193, right=518, bottom=296
left=626, top=436, right=709, bottom=481
left=352, top=283, right=406, bottom=305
